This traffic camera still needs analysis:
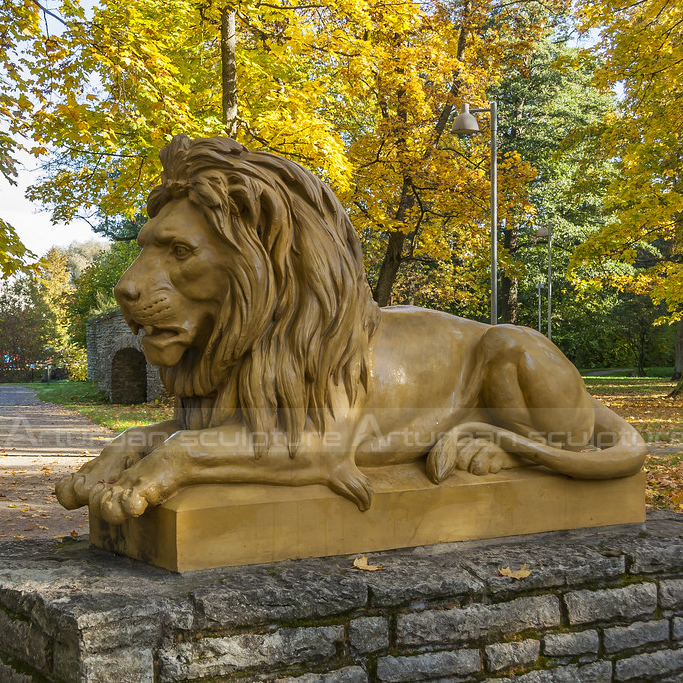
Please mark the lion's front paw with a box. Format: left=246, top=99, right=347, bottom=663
left=89, top=459, right=170, bottom=524
left=55, top=473, right=84, bottom=510
left=328, top=461, right=373, bottom=511
left=55, top=455, right=129, bottom=510
left=89, top=478, right=158, bottom=524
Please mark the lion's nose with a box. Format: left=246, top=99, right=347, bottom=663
left=114, top=277, right=140, bottom=304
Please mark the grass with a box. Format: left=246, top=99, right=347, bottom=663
left=583, top=375, right=682, bottom=443
left=580, top=366, right=675, bottom=378
left=26, top=380, right=174, bottom=433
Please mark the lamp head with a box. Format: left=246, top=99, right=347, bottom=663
left=451, top=103, right=480, bottom=136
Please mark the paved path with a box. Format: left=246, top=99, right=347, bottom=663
left=0, top=385, right=115, bottom=540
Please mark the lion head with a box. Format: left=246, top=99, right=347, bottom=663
left=115, top=134, right=381, bottom=452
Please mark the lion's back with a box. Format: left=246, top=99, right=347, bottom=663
left=365, top=305, right=489, bottom=407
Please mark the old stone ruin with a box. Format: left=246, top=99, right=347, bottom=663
left=86, top=311, right=164, bottom=404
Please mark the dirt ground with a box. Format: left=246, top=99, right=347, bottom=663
left=0, top=384, right=114, bottom=540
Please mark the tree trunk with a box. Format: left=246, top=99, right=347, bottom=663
left=636, top=327, right=647, bottom=377
left=372, top=10, right=470, bottom=307
left=221, top=7, right=238, bottom=136
left=673, top=318, right=683, bottom=381
left=668, top=377, right=683, bottom=399
left=501, top=222, right=519, bottom=324
left=373, top=179, right=414, bottom=307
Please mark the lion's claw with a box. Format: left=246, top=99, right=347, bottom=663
left=120, top=487, right=149, bottom=518
left=329, top=462, right=373, bottom=511
left=90, top=484, right=128, bottom=524
left=55, top=473, right=82, bottom=509
left=426, top=434, right=457, bottom=484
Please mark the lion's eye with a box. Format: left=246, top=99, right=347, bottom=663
left=173, top=244, right=192, bottom=260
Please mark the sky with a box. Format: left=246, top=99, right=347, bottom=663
left=2, top=149, right=109, bottom=259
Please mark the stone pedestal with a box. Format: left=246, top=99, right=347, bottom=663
left=2, top=512, right=683, bottom=683
left=89, top=464, right=645, bottom=572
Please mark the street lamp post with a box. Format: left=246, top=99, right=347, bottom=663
left=451, top=101, right=498, bottom=326
left=536, top=225, right=552, bottom=340
left=536, top=282, right=543, bottom=333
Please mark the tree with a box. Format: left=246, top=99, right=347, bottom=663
left=0, top=275, right=54, bottom=380
left=37, top=245, right=93, bottom=378
left=21, top=0, right=358, bottom=223
left=572, top=0, right=683, bottom=379
left=489, top=38, right=614, bottom=327
left=0, top=219, right=35, bottom=279
left=342, top=1, right=571, bottom=307
left=612, top=294, right=673, bottom=377
left=61, top=240, right=108, bottom=280
left=4, top=0, right=571, bottom=313
left=0, top=1, right=43, bottom=277
left=68, top=241, right=140, bottom=346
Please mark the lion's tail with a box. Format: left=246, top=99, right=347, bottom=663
left=459, top=399, right=647, bottom=479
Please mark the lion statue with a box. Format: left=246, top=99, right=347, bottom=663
left=56, top=134, right=646, bottom=525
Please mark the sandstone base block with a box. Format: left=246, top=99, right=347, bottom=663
left=89, top=464, right=645, bottom=572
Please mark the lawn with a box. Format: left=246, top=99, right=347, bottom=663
left=583, top=374, right=683, bottom=512
left=25, top=375, right=683, bottom=511
left=28, top=381, right=174, bottom=432
left=583, top=375, right=683, bottom=444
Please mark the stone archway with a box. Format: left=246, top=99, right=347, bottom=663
left=111, top=347, right=147, bottom=404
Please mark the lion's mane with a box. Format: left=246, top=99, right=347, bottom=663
left=146, top=134, right=381, bottom=453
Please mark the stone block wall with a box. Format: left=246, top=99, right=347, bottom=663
left=1, top=511, right=683, bottom=682
left=86, top=311, right=164, bottom=402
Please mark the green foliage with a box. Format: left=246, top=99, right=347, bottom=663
left=61, top=241, right=108, bottom=280
left=93, top=213, right=147, bottom=242
left=0, top=219, right=36, bottom=279
left=4, top=0, right=572, bottom=310
left=488, top=38, right=616, bottom=327
left=69, top=241, right=140, bottom=346
left=0, top=276, right=55, bottom=379
left=61, top=343, right=88, bottom=381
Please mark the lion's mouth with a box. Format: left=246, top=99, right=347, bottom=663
left=126, top=317, right=178, bottom=340
left=141, top=325, right=177, bottom=341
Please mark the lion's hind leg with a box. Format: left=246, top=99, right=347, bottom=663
left=426, top=427, right=524, bottom=484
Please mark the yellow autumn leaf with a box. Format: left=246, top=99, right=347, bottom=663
left=353, top=555, right=384, bottom=572
left=497, top=563, right=533, bottom=580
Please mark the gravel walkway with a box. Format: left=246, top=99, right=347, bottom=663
left=0, top=384, right=115, bottom=540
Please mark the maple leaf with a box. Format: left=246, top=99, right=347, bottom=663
left=497, top=563, right=533, bottom=580
left=353, top=555, right=384, bottom=572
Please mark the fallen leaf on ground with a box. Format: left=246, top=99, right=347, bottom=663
left=353, top=555, right=384, bottom=572
left=497, top=563, right=533, bottom=580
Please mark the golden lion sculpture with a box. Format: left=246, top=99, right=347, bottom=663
left=56, top=134, right=646, bottom=524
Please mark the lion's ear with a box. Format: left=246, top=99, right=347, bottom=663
left=255, top=190, right=294, bottom=278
